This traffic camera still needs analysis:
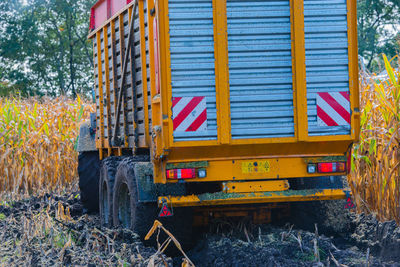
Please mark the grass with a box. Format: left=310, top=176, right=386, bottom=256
left=349, top=54, right=400, bottom=223
left=0, top=96, right=94, bottom=197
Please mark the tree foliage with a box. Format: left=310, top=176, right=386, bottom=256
left=0, top=0, right=399, bottom=96
left=358, top=0, right=400, bottom=72
left=0, top=0, right=96, bottom=97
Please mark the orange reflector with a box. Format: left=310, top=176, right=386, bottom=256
left=317, top=162, right=346, bottom=173
left=166, top=168, right=196, bottom=179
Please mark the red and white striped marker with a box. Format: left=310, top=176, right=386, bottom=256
left=172, top=96, right=207, bottom=132
left=317, top=92, right=351, bottom=127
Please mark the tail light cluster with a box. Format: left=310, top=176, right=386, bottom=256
left=307, top=162, right=347, bottom=174
left=166, top=168, right=207, bottom=180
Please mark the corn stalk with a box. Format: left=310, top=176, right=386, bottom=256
left=350, top=54, right=400, bottom=223
left=0, top=96, right=94, bottom=196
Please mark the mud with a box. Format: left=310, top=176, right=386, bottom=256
left=1, top=194, right=400, bottom=266
left=351, top=213, right=400, bottom=262
left=0, top=193, right=171, bottom=266
left=187, top=220, right=400, bottom=267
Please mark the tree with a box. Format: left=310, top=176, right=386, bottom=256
left=0, top=0, right=96, bottom=97
left=358, top=0, right=400, bottom=72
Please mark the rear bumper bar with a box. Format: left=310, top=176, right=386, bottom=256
left=158, top=189, right=349, bottom=207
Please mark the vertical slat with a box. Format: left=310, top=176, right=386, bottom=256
left=128, top=6, right=137, bottom=149
left=293, top=0, right=308, bottom=140
left=111, top=18, right=123, bottom=155
left=103, top=26, right=112, bottom=148
left=147, top=0, right=157, bottom=100
left=347, top=0, right=360, bottom=140
left=96, top=32, right=105, bottom=151
left=139, top=0, right=150, bottom=146
left=118, top=13, right=128, bottom=147
left=110, top=19, right=118, bottom=115
left=159, top=0, right=171, bottom=148
left=213, top=0, right=231, bottom=145
left=290, top=0, right=298, bottom=141
left=147, top=0, right=162, bottom=182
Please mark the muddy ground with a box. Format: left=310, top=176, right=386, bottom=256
left=0, top=193, right=399, bottom=266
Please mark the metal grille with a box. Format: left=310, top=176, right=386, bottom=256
left=227, top=0, right=295, bottom=139
left=168, top=0, right=218, bottom=141
left=93, top=4, right=151, bottom=148
left=305, top=0, right=351, bottom=136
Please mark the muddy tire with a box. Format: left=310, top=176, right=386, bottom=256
left=78, top=151, right=100, bottom=212
left=112, top=157, right=157, bottom=237
left=112, top=157, right=194, bottom=249
left=99, top=156, right=121, bottom=227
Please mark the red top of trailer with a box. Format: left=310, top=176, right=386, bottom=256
left=90, top=0, right=133, bottom=31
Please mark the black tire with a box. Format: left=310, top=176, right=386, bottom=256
left=112, top=157, right=194, bottom=249
left=112, top=157, right=157, bottom=237
left=99, top=156, right=121, bottom=227
left=78, top=151, right=100, bottom=212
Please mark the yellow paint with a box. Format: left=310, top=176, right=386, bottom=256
left=223, top=180, right=289, bottom=193
left=96, top=32, right=104, bottom=150
left=118, top=13, right=129, bottom=148
left=213, top=0, right=231, bottom=145
left=347, top=0, right=360, bottom=141
left=147, top=0, right=162, bottom=183
left=158, top=189, right=347, bottom=207
left=138, top=0, right=150, bottom=147
left=103, top=26, right=112, bottom=147
left=290, top=0, right=299, bottom=141
left=158, top=0, right=171, bottom=151
left=110, top=19, right=118, bottom=115
left=292, top=0, right=308, bottom=141
left=88, top=1, right=360, bottom=206
left=163, top=156, right=346, bottom=183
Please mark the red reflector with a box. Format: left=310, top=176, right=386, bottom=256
left=317, top=162, right=346, bottom=173
left=166, top=168, right=196, bottom=179
left=158, top=202, right=173, bottom=217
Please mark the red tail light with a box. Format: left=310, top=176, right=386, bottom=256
left=166, top=168, right=196, bottom=179
left=317, top=162, right=346, bottom=173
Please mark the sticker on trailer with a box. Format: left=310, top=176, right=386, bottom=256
left=317, top=92, right=351, bottom=127
left=242, top=161, right=270, bottom=174
left=172, top=97, right=207, bottom=132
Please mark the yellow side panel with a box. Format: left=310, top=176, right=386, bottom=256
left=223, top=180, right=289, bottom=193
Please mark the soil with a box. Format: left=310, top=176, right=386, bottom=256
left=0, top=193, right=400, bottom=266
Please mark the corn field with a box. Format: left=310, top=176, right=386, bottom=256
left=349, top=54, right=400, bottom=223
left=0, top=96, right=94, bottom=196
left=0, top=56, right=399, bottom=223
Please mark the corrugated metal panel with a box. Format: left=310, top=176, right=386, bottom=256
left=227, top=0, right=295, bottom=139
left=168, top=0, right=218, bottom=141
left=305, top=0, right=351, bottom=136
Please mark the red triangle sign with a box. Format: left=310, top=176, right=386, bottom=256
left=158, top=202, right=173, bottom=217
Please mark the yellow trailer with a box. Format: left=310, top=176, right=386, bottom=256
left=77, top=0, right=359, bottom=240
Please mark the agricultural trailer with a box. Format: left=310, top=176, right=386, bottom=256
left=77, top=0, right=359, bottom=241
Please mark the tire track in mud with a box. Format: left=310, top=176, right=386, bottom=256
left=0, top=194, right=400, bottom=266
